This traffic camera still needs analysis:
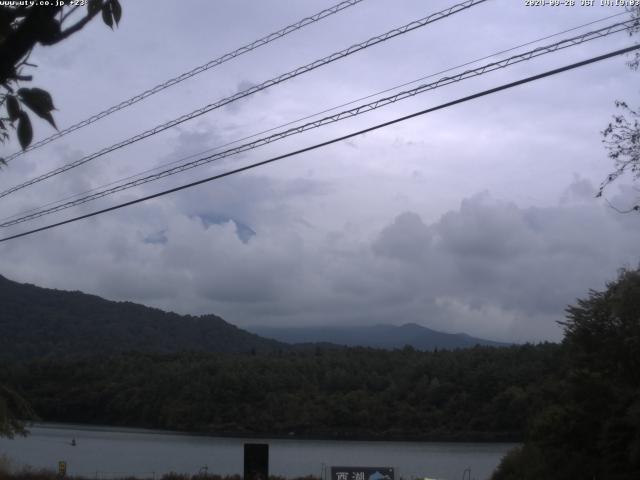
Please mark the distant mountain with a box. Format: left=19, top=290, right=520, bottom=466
left=0, top=275, right=285, bottom=360
left=0, top=274, right=507, bottom=361
left=247, top=323, right=508, bottom=350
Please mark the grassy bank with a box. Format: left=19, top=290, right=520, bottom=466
left=1, top=471, right=320, bottom=480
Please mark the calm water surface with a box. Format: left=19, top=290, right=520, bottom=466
left=0, top=424, right=516, bottom=480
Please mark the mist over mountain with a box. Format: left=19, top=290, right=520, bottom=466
left=248, top=323, right=508, bottom=351
left=1, top=274, right=507, bottom=361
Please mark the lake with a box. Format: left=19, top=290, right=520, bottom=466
left=0, top=424, right=516, bottom=480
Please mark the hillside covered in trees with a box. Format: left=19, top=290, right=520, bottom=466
left=0, top=275, right=505, bottom=359
left=0, top=275, right=285, bottom=359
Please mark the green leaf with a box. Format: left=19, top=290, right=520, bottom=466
left=17, top=88, right=57, bottom=129
left=6, top=95, right=20, bottom=121
left=102, top=2, right=113, bottom=29
left=110, top=0, right=122, bottom=25
left=17, top=111, right=33, bottom=150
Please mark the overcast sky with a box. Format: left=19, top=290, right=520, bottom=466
left=1, top=0, right=639, bottom=342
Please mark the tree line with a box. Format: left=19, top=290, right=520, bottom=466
left=492, top=268, right=640, bottom=479
left=1, top=342, right=561, bottom=442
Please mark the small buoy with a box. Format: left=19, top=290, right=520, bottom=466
left=70, top=438, right=76, bottom=446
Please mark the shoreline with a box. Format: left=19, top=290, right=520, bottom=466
left=29, top=422, right=522, bottom=444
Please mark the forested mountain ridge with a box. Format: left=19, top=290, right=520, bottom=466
left=0, top=274, right=506, bottom=360
left=248, top=323, right=507, bottom=350
left=0, top=273, right=550, bottom=444
left=0, top=274, right=285, bottom=360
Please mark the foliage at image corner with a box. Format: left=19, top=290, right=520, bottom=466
left=0, top=384, right=36, bottom=439
left=599, top=6, right=640, bottom=212
left=491, top=267, right=640, bottom=480
left=0, top=0, right=122, bottom=163
left=0, top=0, right=122, bottom=435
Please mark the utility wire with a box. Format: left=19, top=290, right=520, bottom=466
left=0, top=0, right=488, bottom=199
left=1, top=44, right=637, bottom=244
left=0, top=11, right=627, bottom=227
left=3, top=0, right=365, bottom=162
left=1, top=18, right=634, bottom=228
left=1, top=10, right=625, bottom=225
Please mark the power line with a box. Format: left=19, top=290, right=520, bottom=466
left=3, top=0, right=365, bottom=162
left=1, top=44, right=637, bottom=244
left=0, top=0, right=489, bottom=199
left=1, top=13, right=625, bottom=227
left=0, top=11, right=628, bottom=227
left=2, top=10, right=625, bottom=225
left=2, top=17, right=632, bottom=226
left=1, top=18, right=634, bottom=228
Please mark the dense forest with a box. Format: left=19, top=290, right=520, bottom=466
left=0, top=343, right=560, bottom=442
left=492, top=268, right=640, bottom=480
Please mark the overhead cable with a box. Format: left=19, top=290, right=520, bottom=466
left=3, top=0, right=365, bottom=162
left=1, top=18, right=634, bottom=228
left=1, top=44, right=637, bottom=243
left=2, top=12, right=627, bottom=226
left=3, top=10, right=623, bottom=225
left=0, top=0, right=489, bottom=198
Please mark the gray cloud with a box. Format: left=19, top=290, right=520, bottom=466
left=367, top=182, right=640, bottom=340
left=373, top=211, right=432, bottom=262
left=3, top=173, right=638, bottom=344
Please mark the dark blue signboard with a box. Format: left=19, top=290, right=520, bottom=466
left=331, top=467, right=394, bottom=480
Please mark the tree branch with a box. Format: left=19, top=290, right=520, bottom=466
left=604, top=197, right=640, bottom=214
left=60, top=4, right=81, bottom=24
left=55, top=4, right=103, bottom=42
left=0, top=6, right=61, bottom=84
